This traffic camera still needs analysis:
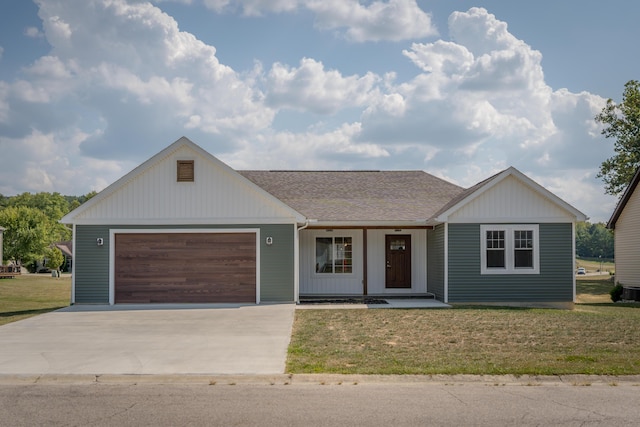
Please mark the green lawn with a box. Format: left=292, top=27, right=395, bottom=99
left=0, top=274, right=71, bottom=326
left=288, top=277, right=640, bottom=375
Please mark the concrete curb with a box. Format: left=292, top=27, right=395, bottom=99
left=1, top=373, right=639, bottom=386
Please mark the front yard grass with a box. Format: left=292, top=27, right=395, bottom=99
left=0, top=274, right=71, bottom=326
left=288, top=305, right=640, bottom=375
left=287, top=279, right=640, bottom=375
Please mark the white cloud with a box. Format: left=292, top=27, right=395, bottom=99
left=199, top=0, right=436, bottom=41
left=24, top=27, right=44, bottom=38
left=0, top=3, right=617, bottom=222
left=265, top=58, right=380, bottom=114
left=306, top=0, right=437, bottom=42
left=222, top=122, right=389, bottom=171
left=28, top=0, right=271, bottom=151
left=202, top=0, right=299, bottom=15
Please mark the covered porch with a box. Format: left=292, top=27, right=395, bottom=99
left=298, top=226, right=438, bottom=299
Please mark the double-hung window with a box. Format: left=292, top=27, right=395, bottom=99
left=480, top=225, right=539, bottom=274
left=316, top=236, right=353, bottom=274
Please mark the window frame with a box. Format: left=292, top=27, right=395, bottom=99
left=480, top=224, right=540, bottom=275
left=314, top=235, right=354, bottom=275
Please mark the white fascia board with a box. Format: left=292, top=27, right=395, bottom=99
left=70, top=217, right=300, bottom=226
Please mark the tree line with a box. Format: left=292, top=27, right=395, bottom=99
left=575, top=222, right=614, bottom=260
left=0, top=191, right=96, bottom=271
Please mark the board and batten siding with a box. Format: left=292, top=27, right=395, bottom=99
left=74, top=224, right=295, bottom=303
left=614, top=184, right=640, bottom=287
left=73, top=145, right=296, bottom=222
left=447, top=223, right=574, bottom=302
left=366, top=229, right=427, bottom=294
left=448, top=175, right=572, bottom=221
left=299, top=229, right=364, bottom=295
left=427, top=225, right=445, bottom=300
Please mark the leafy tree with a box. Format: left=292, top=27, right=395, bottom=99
left=7, top=192, right=70, bottom=219
left=43, top=246, right=65, bottom=272
left=0, top=206, right=54, bottom=265
left=596, top=80, right=640, bottom=196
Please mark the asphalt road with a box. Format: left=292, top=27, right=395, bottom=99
left=1, top=380, right=639, bottom=426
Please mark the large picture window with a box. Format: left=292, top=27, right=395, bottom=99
left=316, top=236, right=353, bottom=274
left=480, top=225, right=539, bottom=275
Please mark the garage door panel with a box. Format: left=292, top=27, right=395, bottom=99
left=115, top=232, right=256, bottom=304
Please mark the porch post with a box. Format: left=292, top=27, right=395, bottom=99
left=362, top=228, right=368, bottom=295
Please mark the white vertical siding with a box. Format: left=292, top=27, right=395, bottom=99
left=615, top=185, right=640, bottom=287
left=299, top=229, right=364, bottom=295
left=367, top=229, right=427, bottom=294
left=75, top=145, right=295, bottom=222
left=449, top=176, right=573, bottom=222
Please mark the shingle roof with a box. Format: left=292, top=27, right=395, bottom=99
left=239, top=170, right=464, bottom=222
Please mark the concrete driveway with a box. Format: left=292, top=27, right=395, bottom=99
left=0, top=304, right=295, bottom=375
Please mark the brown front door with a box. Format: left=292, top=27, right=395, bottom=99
left=385, top=235, right=411, bottom=288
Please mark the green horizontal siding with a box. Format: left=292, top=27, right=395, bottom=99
left=427, top=225, right=445, bottom=300
left=258, top=224, right=295, bottom=302
left=74, top=224, right=295, bottom=303
left=448, top=223, right=573, bottom=302
left=75, top=225, right=111, bottom=303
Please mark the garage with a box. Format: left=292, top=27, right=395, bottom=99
left=114, top=232, right=257, bottom=304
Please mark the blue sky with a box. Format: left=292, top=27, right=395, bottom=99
left=0, top=0, right=638, bottom=223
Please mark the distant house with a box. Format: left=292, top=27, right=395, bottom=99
left=61, top=137, right=586, bottom=307
left=607, top=167, right=640, bottom=297
left=54, top=241, right=73, bottom=272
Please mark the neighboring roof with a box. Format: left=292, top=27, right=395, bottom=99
left=54, top=241, right=73, bottom=258
left=432, top=167, right=588, bottom=223
left=239, top=170, right=464, bottom=222
left=607, top=166, right=640, bottom=229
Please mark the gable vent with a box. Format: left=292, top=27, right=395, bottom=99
left=177, top=160, right=194, bottom=182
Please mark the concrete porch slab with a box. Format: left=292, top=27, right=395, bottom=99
left=296, top=299, right=451, bottom=309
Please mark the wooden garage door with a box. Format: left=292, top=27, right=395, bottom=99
left=114, top=233, right=256, bottom=303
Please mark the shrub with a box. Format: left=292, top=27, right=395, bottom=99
left=610, top=283, right=624, bottom=302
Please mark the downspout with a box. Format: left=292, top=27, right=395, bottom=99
left=294, top=219, right=310, bottom=304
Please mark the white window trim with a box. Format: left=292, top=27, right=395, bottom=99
left=313, top=234, right=355, bottom=276
left=480, top=224, right=539, bottom=275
